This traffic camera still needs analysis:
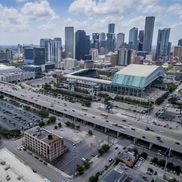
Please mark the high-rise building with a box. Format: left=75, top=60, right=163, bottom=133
left=143, top=16, right=155, bottom=53
left=75, top=30, right=90, bottom=60
left=52, top=38, right=62, bottom=68
left=156, top=28, right=170, bottom=60
left=118, top=48, right=131, bottom=66
left=33, top=47, right=45, bottom=65
left=178, top=39, right=182, bottom=46
left=100, top=32, right=106, bottom=41
left=24, top=47, right=34, bottom=65
left=40, top=39, right=52, bottom=62
left=90, top=48, right=98, bottom=61
left=138, top=30, right=144, bottom=51
left=107, top=24, right=115, bottom=52
left=65, top=27, right=74, bottom=58
left=107, top=33, right=115, bottom=52
left=24, top=47, right=45, bottom=65
left=108, top=23, right=115, bottom=34
left=128, top=27, right=138, bottom=50
left=92, top=33, right=99, bottom=49
left=174, top=46, right=182, bottom=60
left=99, top=32, right=106, bottom=53
left=116, top=33, right=125, bottom=49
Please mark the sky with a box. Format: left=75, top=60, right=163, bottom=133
left=0, top=0, right=182, bottom=46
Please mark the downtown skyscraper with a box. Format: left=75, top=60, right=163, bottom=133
left=138, top=30, right=144, bottom=51
left=65, top=27, right=74, bottom=59
left=116, top=33, right=125, bottom=50
left=75, top=30, right=90, bottom=60
left=40, top=38, right=62, bottom=68
left=40, top=39, right=52, bottom=62
left=143, top=16, right=155, bottom=53
left=107, top=23, right=115, bottom=52
left=128, top=27, right=138, bottom=50
left=156, top=28, right=170, bottom=60
left=52, top=38, right=62, bottom=68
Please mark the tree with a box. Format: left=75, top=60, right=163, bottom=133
left=47, top=116, right=56, bottom=124
left=58, top=122, right=62, bottom=128
left=173, top=165, right=181, bottom=175
left=38, top=110, right=49, bottom=118
left=76, top=165, right=84, bottom=175
left=167, top=162, right=174, bottom=170
left=157, top=159, right=165, bottom=167
left=89, top=176, right=99, bottom=182
left=39, top=121, right=45, bottom=127
left=83, top=159, right=91, bottom=169
left=76, top=125, right=80, bottom=130
left=140, top=152, right=148, bottom=159
left=98, top=144, right=110, bottom=156
left=152, top=157, right=158, bottom=164
left=88, top=130, right=93, bottom=135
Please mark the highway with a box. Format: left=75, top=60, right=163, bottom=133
left=0, top=81, right=182, bottom=153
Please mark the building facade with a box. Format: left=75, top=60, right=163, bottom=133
left=52, top=38, right=62, bottom=68
left=138, top=30, right=144, bottom=51
left=92, top=33, right=100, bottom=49
left=116, top=33, right=125, bottom=50
left=128, top=27, right=138, bottom=50
left=24, top=47, right=45, bottom=65
left=174, top=46, right=182, bottom=60
left=178, top=39, right=182, bottom=46
left=24, top=127, right=66, bottom=161
left=108, top=23, right=115, bottom=34
left=40, top=39, right=52, bottom=62
left=156, top=28, right=170, bottom=61
left=34, top=47, right=45, bottom=65
left=143, top=16, right=155, bottom=53
left=118, top=48, right=131, bottom=66
left=75, top=30, right=90, bottom=60
left=65, top=27, right=74, bottom=59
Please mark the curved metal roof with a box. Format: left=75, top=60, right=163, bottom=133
left=111, top=64, right=165, bottom=89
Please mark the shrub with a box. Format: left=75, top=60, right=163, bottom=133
left=88, top=130, right=93, bottom=135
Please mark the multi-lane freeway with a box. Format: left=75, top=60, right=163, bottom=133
left=0, top=81, right=182, bottom=153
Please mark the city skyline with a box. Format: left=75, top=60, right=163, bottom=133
left=0, top=0, right=181, bottom=46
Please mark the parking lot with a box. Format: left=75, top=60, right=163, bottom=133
left=52, top=138, right=98, bottom=176
left=0, top=101, right=40, bottom=130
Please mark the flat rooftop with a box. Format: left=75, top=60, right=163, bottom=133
left=116, top=64, right=160, bottom=77
left=0, top=148, right=44, bottom=182
left=102, top=163, right=152, bottom=182
left=25, top=127, right=62, bottom=144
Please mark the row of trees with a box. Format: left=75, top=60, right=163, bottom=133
left=166, top=83, right=178, bottom=93
left=98, top=144, right=110, bottom=156
left=43, top=84, right=92, bottom=107
left=65, top=122, right=80, bottom=130
left=152, top=157, right=181, bottom=175
left=155, top=92, right=169, bottom=105
left=115, top=96, right=151, bottom=108
left=76, top=159, right=92, bottom=175
left=0, top=127, right=21, bottom=138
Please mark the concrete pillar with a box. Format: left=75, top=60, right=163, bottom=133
left=133, top=138, right=137, bottom=144
left=93, top=124, right=96, bottom=129
left=104, top=128, right=107, bottom=133
left=116, top=131, right=119, bottom=138
left=149, top=143, right=153, bottom=150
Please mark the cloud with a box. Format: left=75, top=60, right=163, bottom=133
left=167, top=3, right=182, bottom=19
left=16, top=0, right=28, bottom=3
left=21, top=1, right=57, bottom=20
left=68, top=0, right=134, bottom=16
left=0, top=1, right=57, bottom=32
left=137, top=0, right=162, bottom=14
